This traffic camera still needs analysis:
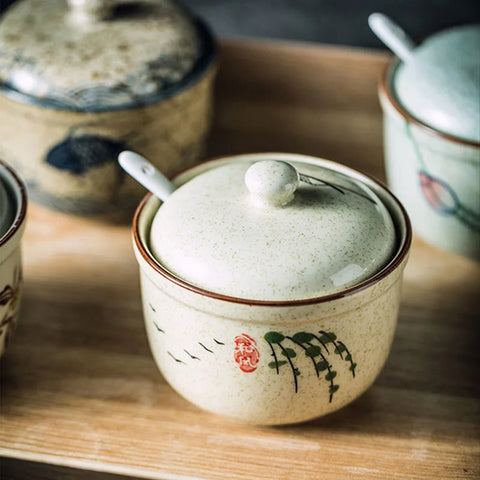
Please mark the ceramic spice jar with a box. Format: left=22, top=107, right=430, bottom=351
left=0, top=0, right=216, bottom=216
left=378, top=23, right=480, bottom=260
left=132, top=153, right=412, bottom=425
left=0, top=160, right=27, bottom=357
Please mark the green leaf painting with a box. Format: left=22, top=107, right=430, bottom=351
left=264, top=329, right=356, bottom=402
left=264, top=331, right=285, bottom=343
left=291, top=332, right=315, bottom=343
left=281, top=348, right=297, bottom=358
left=268, top=360, right=287, bottom=369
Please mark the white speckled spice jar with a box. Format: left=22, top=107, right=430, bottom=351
left=0, top=161, right=27, bottom=357
left=132, top=153, right=412, bottom=425
left=0, top=0, right=216, bottom=217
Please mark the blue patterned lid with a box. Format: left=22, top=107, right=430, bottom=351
left=0, top=0, right=215, bottom=112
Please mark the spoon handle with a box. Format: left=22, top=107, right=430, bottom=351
left=118, top=151, right=176, bottom=202
left=368, top=13, right=415, bottom=62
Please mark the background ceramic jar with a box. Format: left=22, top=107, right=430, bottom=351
left=132, top=153, right=412, bottom=425
left=378, top=24, right=480, bottom=260
left=0, top=0, right=216, bottom=217
left=0, top=160, right=27, bottom=357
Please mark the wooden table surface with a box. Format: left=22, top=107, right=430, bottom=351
left=1, top=39, right=479, bottom=480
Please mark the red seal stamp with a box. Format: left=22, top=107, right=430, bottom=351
left=234, top=333, right=260, bottom=373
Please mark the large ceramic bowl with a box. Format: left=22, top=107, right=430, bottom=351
left=0, top=0, right=216, bottom=217
left=0, top=160, right=27, bottom=357
left=379, top=25, right=480, bottom=260
left=132, top=153, right=411, bottom=425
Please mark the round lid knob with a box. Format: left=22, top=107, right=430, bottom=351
left=245, top=160, right=299, bottom=207
left=148, top=158, right=397, bottom=302
left=393, top=24, right=480, bottom=143
left=67, top=0, right=114, bottom=24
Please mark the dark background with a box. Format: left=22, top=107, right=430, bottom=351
left=1, top=0, right=480, bottom=49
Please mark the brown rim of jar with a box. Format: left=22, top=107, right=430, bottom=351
left=133, top=155, right=412, bottom=307
left=0, top=160, right=27, bottom=248
left=380, top=59, right=480, bottom=149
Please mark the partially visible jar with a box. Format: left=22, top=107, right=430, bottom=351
left=379, top=24, right=480, bottom=260
left=0, top=160, right=27, bottom=357
left=0, top=0, right=217, bottom=218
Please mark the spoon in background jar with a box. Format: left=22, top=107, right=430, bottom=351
left=368, top=13, right=416, bottom=61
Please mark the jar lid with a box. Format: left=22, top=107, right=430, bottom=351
left=149, top=159, right=397, bottom=301
left=0, top=0, right=215, bottom=112
left=393, top=24, right=480, bottom=143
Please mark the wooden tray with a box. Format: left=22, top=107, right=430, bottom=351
left=1, top=39, right=479, bottom=480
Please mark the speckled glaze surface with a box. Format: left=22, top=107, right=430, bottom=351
left=150, top=158, right=396, bottom=300
left=0, top=0, right=216, bottom=216
left=0, top=161, right=27, bottom=357
left=133, top=153, right=412, bottom=425
left=380, top=60, right=480, bottom=260
left=0, top=0, right=203, bottom=110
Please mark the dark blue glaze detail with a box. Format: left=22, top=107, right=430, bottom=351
left=45, top=135, right=127, bottom=175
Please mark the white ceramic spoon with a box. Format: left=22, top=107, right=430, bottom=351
left=118, top=151, right=176, bottom=202
left=368, top=13, right=416, bottom=61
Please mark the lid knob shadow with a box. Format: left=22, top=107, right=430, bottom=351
left=245, top=160, right=299, bottom=207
